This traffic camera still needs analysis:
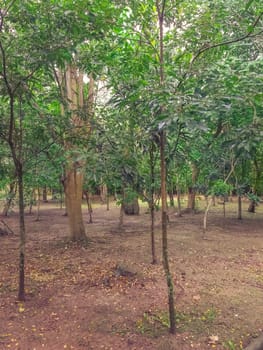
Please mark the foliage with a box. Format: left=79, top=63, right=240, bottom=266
left=209, top=180, right=233, bottom=197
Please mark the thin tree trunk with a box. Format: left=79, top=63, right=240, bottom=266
left=237, top=195, right=242, bottom=220
left=84, top=190, right=93, bottom=223
left=150, top=201, right=156, bottom=264
left=203, top=197, right=213, bottom=239
left=2, top=181, right=16, bottom=216
left=106, top=192, right=110, bottom=211
left=187, top=163, right=200, bottom=212
left=168, top=182, right=174, bottom=207
left=177, top=187, right=182, bottom=217
left=28, top=189, right=35, bottom=214
left=100, top=184, right=107, bottom=204
left=212, top=195, right=216, bottom=206
left=60, top=183, right=64, bottom=210
left=204, top=160, right=237, bottom=237
left=36, top=187, right=41, bottom=221
left=160, top=130, right=176, bottom=333
left=157, top=0, right=176, bottom=334
left=150, top=141, right=157, bottom=264
left=119, top=202, right=124, bottom=229
left=42, top=186, right=48, bottom=202
left=17, top=165, right=26, bottom=301
left=2, top=44, right=26, bottom=301
left=248, top=200, right=256, bottom=213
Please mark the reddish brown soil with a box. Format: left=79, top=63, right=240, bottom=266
left=0, top=200, right=262, bottom=350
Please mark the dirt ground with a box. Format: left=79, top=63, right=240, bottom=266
left=0, top=199, right=262, bottom=350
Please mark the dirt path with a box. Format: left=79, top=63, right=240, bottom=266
left=0, top=201, right=262, bottom=350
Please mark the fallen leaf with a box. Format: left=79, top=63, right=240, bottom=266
left=18, top=303, right=25, bottom=313
left=208, top=335, right=219, bottom=344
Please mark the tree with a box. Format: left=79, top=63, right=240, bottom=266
left=55, top=64, right=91, bottom=241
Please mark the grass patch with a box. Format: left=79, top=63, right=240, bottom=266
left=223, top=339, right=243, bottom=350
left=136, top=307, right=218, bottom=338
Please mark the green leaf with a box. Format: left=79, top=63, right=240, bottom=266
left=245, top=0, right=254, bottom=10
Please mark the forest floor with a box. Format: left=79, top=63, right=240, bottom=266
left=0, top=198, right=262, bottom=350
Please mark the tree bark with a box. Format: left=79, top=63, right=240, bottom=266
left=2, top=180, right=16, bottom=216
left=157, top=0, right=176, bottom=334
left=17, top=165, right=26, bottom=301
left=36, top=187, right=41, bottom=221
left=106, top=192, right=110, bottom=211
left=2, top=35, right=26, bottom=301
left=84, top=190, right=93, bottom=224
left=100, top=184, right=107, bottom=204
left=57, top=64, right=92, bottom=241
left=237, top=195, right=242, bottom=220
left=150, top=140, right=157, bottom=264
left=160, top=130, right=176, bottom=334
left=64, top=167, right=86, bottom=241
left=119, top=202, right=124, bottom=229
left=177, top=187, right=182, bottom=217
left=42, top=186, right=48, bottom=202
left=123, top=197, right=140, bottom=215
left=248, top=200, right=256, bottom=213
left=187, top=163, right=200, bottom=212
left=203, top=197, right=213, bottom=239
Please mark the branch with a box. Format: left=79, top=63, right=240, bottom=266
left=177, top=11, right=263, bottom=89
left=13, top=66, right=41, bottom=94
left=161, top=0, right=166, bottom=20
left=156, top=0, right=166, bottom=22
left=0, top=0, right=17, bottom=30
left=191, top=11, right=263, bottom=66
left=0, top=219, right=15, bottom=235
left=0, top=41, right=13, bottom=96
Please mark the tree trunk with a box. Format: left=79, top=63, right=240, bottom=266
left=84, top=190, right=93, bottom=224
left=106, top=192, right=110, bottom=211
left=157, top=0, right=176, bottom=333
left=7, top=95, right=26, bottom=301
left=42, top=186, right=48, bottom=202
left=160, top=130, right=176, bottom=334
left=28, top=189, right=35, bottom=214
left=150, top=141, right=157, bottom=264
left=248, top=200, right=256, bottom=213
left=187, top=163, right=200, bottom=212
left=203, top=197, right=213, bottom=239
left=17, top=165, right=26, bottom=301
left=64, top=167, right=86, bottom=241
left=177, top=187, right=182, bottom=217
left=36, top=187, right=41, bottom=221
left=223, top=199, right=226, bottom=218
left=123, top=197, right=140, bottom=215
left=57, top=63, right=93, bottom=241
left=168, top=189, right=174, bottom=207
left=60, top=185, right=64, bottom=210
left=2, top=180, right=16, bottom=216
left=237, top=195, right=242, bottom=220
left=187, top=187, right=195, bottom=210
left=119, top=202, right=124, bottom=229
left=100, top=184, right=107, bottom=204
